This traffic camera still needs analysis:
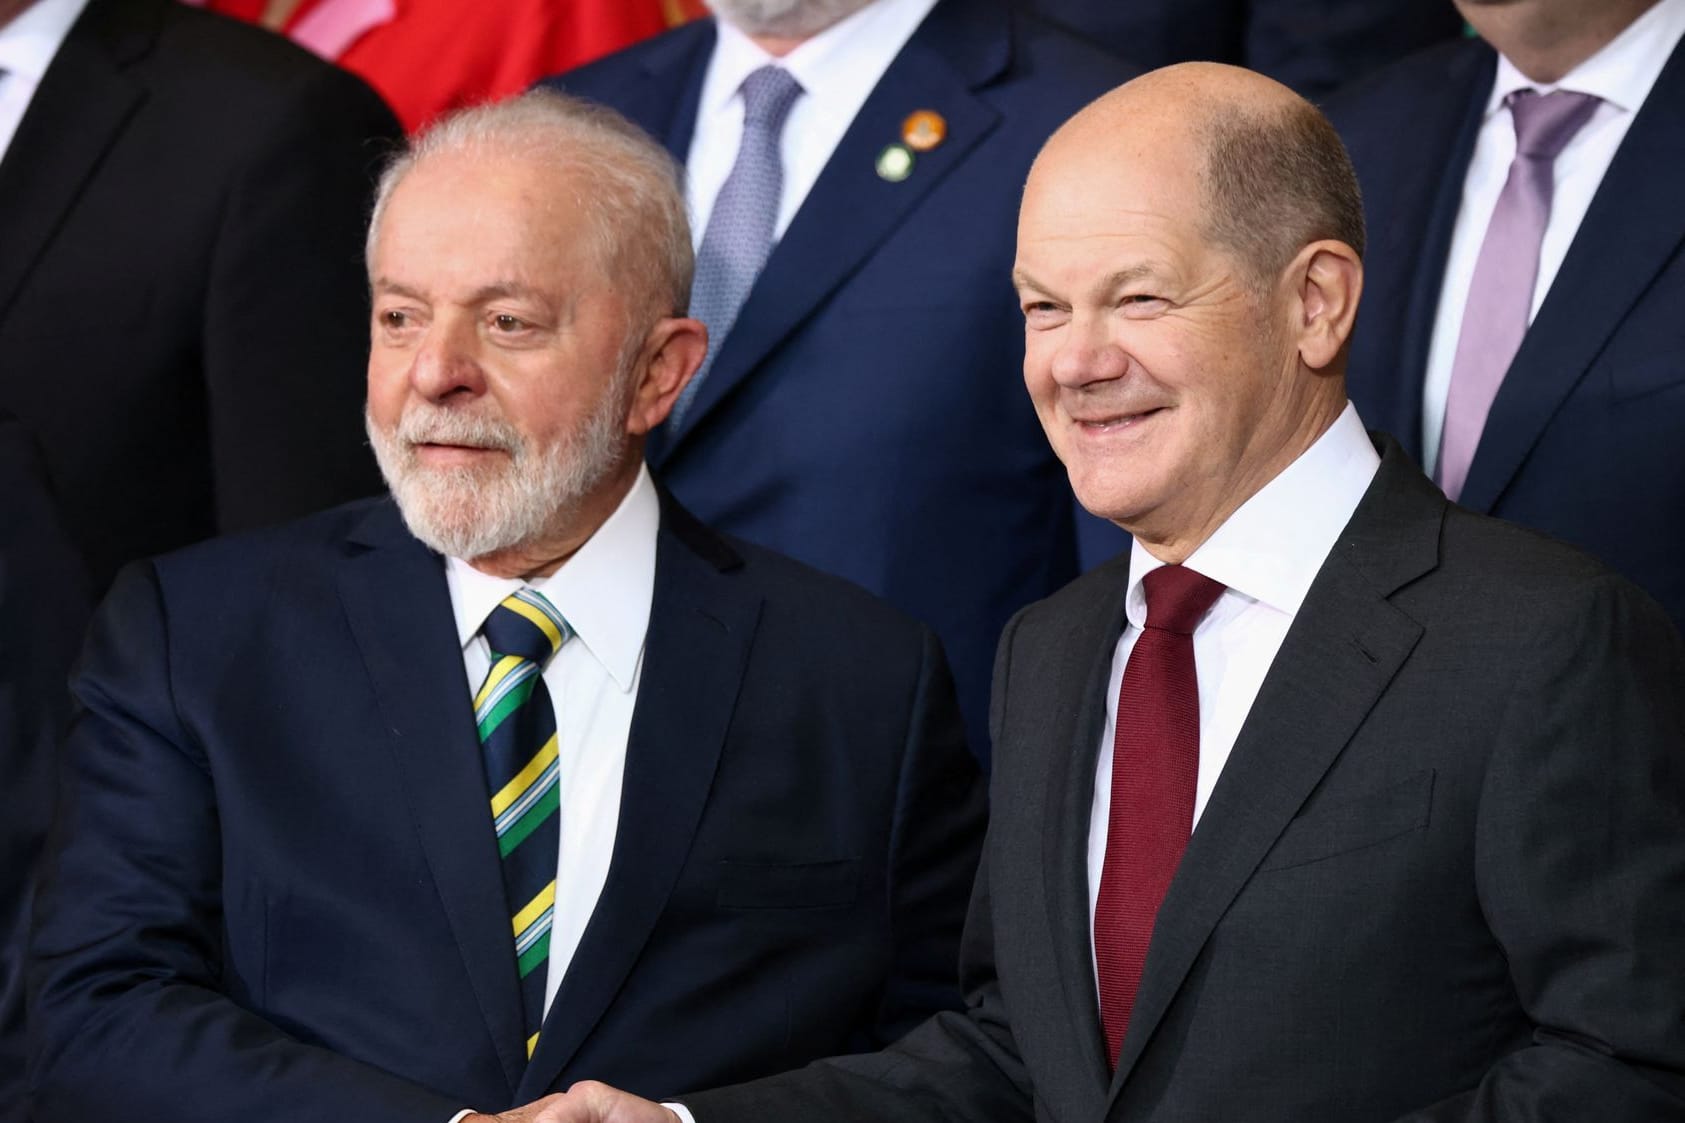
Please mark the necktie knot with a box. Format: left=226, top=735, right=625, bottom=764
left=1141, top=565, right=1225, bottom=636
left=481, top=588, right=571, bottom=667
left=740, top=65, right=803, bottom=131
left=1507, top=88, right=1600, bottom=161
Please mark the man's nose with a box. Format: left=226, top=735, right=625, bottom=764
left=409, top=316, right=486, bottom=402
left=1047, top=315, right=1129, bottom=388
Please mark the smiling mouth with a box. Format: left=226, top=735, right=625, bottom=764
left=1074, top=406, right=1167, bottom=432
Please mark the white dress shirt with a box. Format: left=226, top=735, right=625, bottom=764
left=0, top=0, right=87, bottom=162
left=684, top=0, right=937, bottom=248
left=1086, top=403, right=1381, bottom=984
left=1419, top=0, right=1685, bottom=474
left=445, top=466, right=657, bottom=1123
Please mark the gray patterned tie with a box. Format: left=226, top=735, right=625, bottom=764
left=673, top=64, right=805, bottom=428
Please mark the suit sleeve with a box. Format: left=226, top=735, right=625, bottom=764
left=1394, top=575, right=1685, bottom=1121
left=26, top=564, right=463, bottom=1123
left=682, top=614, right=1037, bottom=1122
left=873, top=628, right=987, bottom=1041
left=201, top=64, right=400, bottom=534
left=0, top=420, right=89, bottom=1123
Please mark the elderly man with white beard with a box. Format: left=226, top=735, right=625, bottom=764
left=25, top=89, right=985, bottom=1123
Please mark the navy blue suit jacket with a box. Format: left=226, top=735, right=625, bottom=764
left=0, top=413, right=88, bottom=1123
left=1028, top=0, right=1465, bottom=99
left=1327, top=36, right=1685, bottom=633
left=548, top=0, right=1137, bottom=763
left=27, top=491, right=984, bottom=1121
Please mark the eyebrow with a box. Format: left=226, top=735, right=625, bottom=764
left=1010, top=263, right=1162, bottom=298
left=370, top=279, right=545, bottom=304
left=1098, top=265, right=1159, bottom=291
left=1011, top=268, right=1052, bottom=295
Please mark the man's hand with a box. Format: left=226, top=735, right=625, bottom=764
left=463, top=1083, right=680, bottom=1123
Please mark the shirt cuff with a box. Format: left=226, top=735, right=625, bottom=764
left=663, top=1103, right=696, bottom=1123
left=447, top=1111, right=476, bottom=1123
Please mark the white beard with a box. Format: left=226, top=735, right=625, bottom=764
left=705, top=0, right=877, bottom=38
left=367, top=381, right=630, bottom=563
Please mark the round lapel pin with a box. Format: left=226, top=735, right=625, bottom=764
left=876, top=142, right=915, bottom=182
left=901, top=109, right=947, bottom=153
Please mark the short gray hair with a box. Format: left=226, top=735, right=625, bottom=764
left=1197, top=98, right=1366, bottom=288
left=366, top=88, right=693, bottom=327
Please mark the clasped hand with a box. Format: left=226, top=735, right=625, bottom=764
left=464, top=1081, right=680, bottom=1123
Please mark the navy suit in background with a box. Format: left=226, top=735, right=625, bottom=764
left=27, top=492, right=983, bottom=1122
left=0, top=412, right=88, bottom=1123
left=1327, top=35, right=1685, bottom=634
left=550, top=0, right=1138, bottom=764
left=1028, top=0, right=1466, bottom=98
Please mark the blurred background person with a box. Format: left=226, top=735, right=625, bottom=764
left=1029, top=0, right=1467, bottom=99
left=1328, top=0, right=1685, bottom=633
left=0, top=0, right=401, bottom=592
left=551, top=0, right=1137, bottom=765
left=185, top=0, right=708, bottom=133
left=0, top=411, right=88, bottom=1123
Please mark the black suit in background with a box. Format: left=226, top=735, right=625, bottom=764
left=1028, top=0, right=1466, bottom=98
left=0, top=0, right=401, bottom=591
left=27, top=490, right=985, bottom=1121
left=0, top=412, right=89, bottom=1123
left=1326, top=34, right=1685, bottom=635
left=681, top=439, right=1685, bottom=1122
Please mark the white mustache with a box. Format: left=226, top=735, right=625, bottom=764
left=395, top=406, right=521, bottom=456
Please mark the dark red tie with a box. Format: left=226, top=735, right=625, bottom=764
left=1094, top=564, right=1226, bottom=1069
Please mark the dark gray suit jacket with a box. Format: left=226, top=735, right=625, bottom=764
left=683, top=438, right=1685, bottom=1122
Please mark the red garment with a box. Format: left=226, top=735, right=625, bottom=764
left=202, top=0, right=703, bottom=132
left=1093, top=565, right=1225, bottom=1069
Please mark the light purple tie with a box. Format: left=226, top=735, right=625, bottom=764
left=673, top=65, right=804, bottom=428
left=1437, top=88, right=1600, bottom=501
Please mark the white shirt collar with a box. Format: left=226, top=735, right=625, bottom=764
left=1486, top=0, right=1685, bottom=118
left=1125, top=402, right=1382, bottom=627
left=701, top=0, right=937, bottom=120
left=0, top=0, right=88, bottom=82
left=445, top=464, right=660, bottom=692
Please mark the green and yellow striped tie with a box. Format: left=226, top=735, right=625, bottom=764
left=474, top=588, right=571, bottom=1061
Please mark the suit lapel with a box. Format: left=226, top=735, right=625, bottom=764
left=1106, top=444, right=1437, bottom=1108
left=592, top=20, right=713, bottom=161
left=652, top=0, right=1010, bottom=463
left=1039, top=557, right=1132, bottom=1110
left=518, top=499, right=759, bottom=1099
left=0, top=0, right=153, bottom=323
left=1460, top=37, right=1685, bottom=513
left=336, top=503, right=528, bottom=1096
left=1354, top=42, right=1492, bottom=458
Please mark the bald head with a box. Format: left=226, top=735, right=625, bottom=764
left=1015, top=63, right=1366, bottom=561
left=1034, top=63, right=1364, bottom=291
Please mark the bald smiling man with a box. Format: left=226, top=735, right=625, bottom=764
left=517, top=63, right=1685, bottom=1123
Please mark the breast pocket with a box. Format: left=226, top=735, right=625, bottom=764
left=716, top=858, right=861, bottom=910
left=1610, top=353, right=1685, bottom=402
left=1257, top=770, right=1434, bottom=873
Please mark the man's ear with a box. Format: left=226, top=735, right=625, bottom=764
left=625, top=316, right=708, bottom=436
left=1289, top=240, right=1363, bottom=373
